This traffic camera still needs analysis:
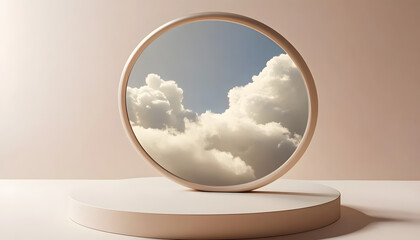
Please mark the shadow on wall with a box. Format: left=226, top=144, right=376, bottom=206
left=262, top=206, right=408, bottom=240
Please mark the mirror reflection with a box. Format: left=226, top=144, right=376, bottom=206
left=126, top=20, right=308, bottom=186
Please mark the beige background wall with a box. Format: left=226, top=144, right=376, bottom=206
left=1, top=0, right=419, bottom=180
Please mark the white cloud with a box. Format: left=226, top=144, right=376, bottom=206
left=127, top=54, right=307, bottom=186
left=132, top=124, right=256, bottom=186
left=126, top=73, right=197, bottom=132
left=227, top=54, right=308, bottom=135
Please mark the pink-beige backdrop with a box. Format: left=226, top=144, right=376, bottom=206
left=1, top=0, right=419, bottom=180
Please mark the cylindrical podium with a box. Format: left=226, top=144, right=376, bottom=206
left=69, top=177, right=340, bottom=239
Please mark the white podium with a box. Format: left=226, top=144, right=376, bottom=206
left=69, top=177, right=340, bottom=239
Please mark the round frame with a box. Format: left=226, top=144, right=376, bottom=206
left=119, top=12, right=318, bottom=192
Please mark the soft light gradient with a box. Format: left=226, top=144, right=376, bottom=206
left=1, top=0, right=419, bottom=180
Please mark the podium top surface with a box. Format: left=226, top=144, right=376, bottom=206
left=70, top=178, right=340, bottom=215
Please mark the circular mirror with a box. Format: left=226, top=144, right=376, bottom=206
left=119, top=13, right=317, bottom=192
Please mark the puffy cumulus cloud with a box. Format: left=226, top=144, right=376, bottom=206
left=200, top=111, right=301, bottom=179
left=227, top=54, right=308, bottom=135
left=127, top=54, right=308, bottom=186
left=126, top=73, right=197, bottom=132
left=132, top=124, right=256, bottom=186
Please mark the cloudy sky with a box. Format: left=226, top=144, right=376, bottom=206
left=129, top=20, right=284, bottom=114
left=127, top=21, right=308, bottom=186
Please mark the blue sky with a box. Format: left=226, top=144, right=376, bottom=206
left=128, top=20, right=285, bottom=114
